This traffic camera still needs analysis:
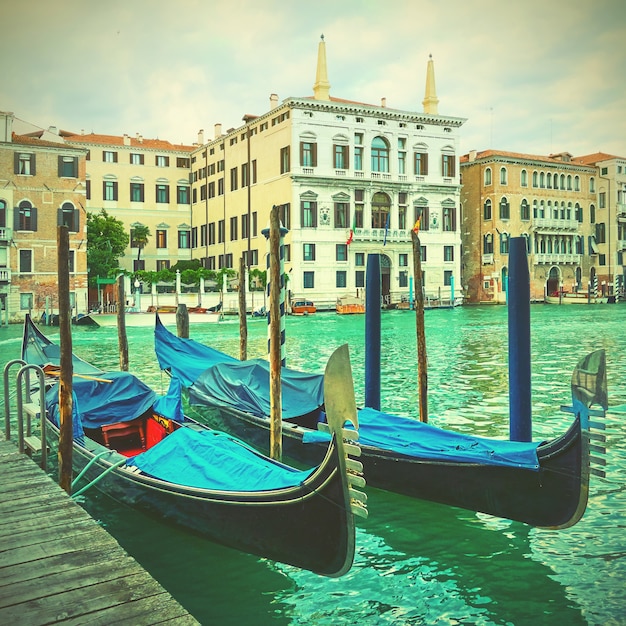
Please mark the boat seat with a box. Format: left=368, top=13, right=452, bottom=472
left=102, top=419, right=146, bottom=452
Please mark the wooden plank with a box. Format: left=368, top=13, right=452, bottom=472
left=0, top=441, right=199, bottom=625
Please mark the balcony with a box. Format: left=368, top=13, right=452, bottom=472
left=534, top=253, right=581, bottom=265
left=0, top=268, right=10, bottom=284
left=354, top=228, right=409, bottom=243
left=533, top=217, right=579, bottom=232
left=0, top=226, right=12, bottom=244
left=618, top=239, right=626, bottom=252
left=482, top=253, right=494, bottom=265
left=617, top=204, right=626, bottom=221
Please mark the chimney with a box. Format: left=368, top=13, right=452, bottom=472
left=381, top=97, right=386, bottom=108
left=47, top=126, right=58, bottom=135
left=270, top=93, right=279, bottom=109
left=123, top=133, right=130, bottom=146
left=136, top=133, right=143, bottom=143
left=197, top=129, right=204, bottom=145
left=469, top=149, right=477, bottom=162
left=214, top=123, right=222, bottom=139
left=0, top=111, right=14, bottom=143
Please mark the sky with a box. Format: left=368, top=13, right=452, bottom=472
left=2, top=0, right=625, bottom=158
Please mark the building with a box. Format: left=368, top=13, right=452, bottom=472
left=0, top=111, right=89, bottom=322
left=189, top=40, right=466, bottom=310
left=460, top=149, right=600, bottom=303
left=572, top=152, right=626, bottom=296
left=63, top=131, right=195, bottom=276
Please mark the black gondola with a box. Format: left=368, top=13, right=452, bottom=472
left=20, top=315, right=366, bottom=577
left=155, top=314, right=607, bottom=529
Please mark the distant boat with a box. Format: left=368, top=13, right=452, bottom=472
left=90, top=310, right=222, bottom=327
left=545, top=293, right=609, bottom=305
left=336, top=296, right=365, bottom=315
left=291, top=300, right=316, bottom=315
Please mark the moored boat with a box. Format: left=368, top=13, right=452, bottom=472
left=19, top=315, right=366, bottom=576
left=291, top=300, right=316, bottom=315
left=545, top=292, right=608, bottom=304
left=155, top=315, right=607, bottom=529
left=336, top=296, right=365, bottom=314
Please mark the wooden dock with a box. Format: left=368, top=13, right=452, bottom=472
left=0, top=439, right=199, bottom=625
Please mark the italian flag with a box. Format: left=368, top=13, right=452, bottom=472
left=346, top=213, right=356, bottom=245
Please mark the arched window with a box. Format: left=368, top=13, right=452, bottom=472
left=520, top=169, right=528, bottom=187
left=17, top=199, right=37, bottom=231
left=500, top=232, right=509, bottom=254
left=484, top=167, right=492, bottom=185
left=59, top=201, right=79, bottom=232
left=499, top=196, right=510, bottom=219
left=567, top=175, right=572, bottom=190
left=532, top=171, right=538, bottom=187
left=574, top=175, right=580, bottom=191
left=560, top=174, right=566, bottom=190
left=540, top=172, right=545, bottom=188
left=371, top=192, right=390, bottom=229
left=590, top=204, right=596, bottom=224
left=483, top=198, right=492, bottom=220
left=575, top=202, right=583, bottom=223
left=547, top=172, right=552, bottom=189
left=483, top=233, right=493, bottom=254
left=590, top=177, right=595, bottom=193
left=371, top=137, right=389, bottom=173
left=0, top=199, right=6, bottom=228
left=500, top=167, right=507, bottom=185
left=520, top=199, right=530, bottom=221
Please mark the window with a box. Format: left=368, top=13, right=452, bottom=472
left=303, top=243, right=316, bottom=261
left=484, top=167, right=492, bottom=185
left=200, top=224, right=207, bottom=246
left=355, top=252, right=365, bottom=267
left=156, top=229, right=167, bottom=248
left=218, top=178, right=224, bottom=195
left=178, top=230, right=190, bottom=249
left=279, top=203, right=291, bottom=230
left=303, top=271, right=315, bottom=289
left=590, top=204, right=596, bottom=224
left=252, top=160, right=257, bottom=183
left=230, top=167, right=238, bottom=191
left=414, top=151, right=428, bottom=176
left=483, top=233, right=493, bottom=254
left=443, top=246, right=454, bottom=262
left=209, top=222, right=216, bottom=245
left=599, top=192, right=606, bottom=209
left=280, top=146, right=290, bottom=173
left=301, top=201, right=317, bottom=227
left=103, top=181, right=118, bottom=201
left=19, top=249, right=33, bottom=273
left=499, top=197, right=510, bottom=219
left=16, top=152, right=35, bottom=175
left=300, top=142, right=317, bottom=167
left=130, top=153, right=144, bottom=165
left=130, top=182, right=144, bottom=202
left=399, top=253, right=408, bottom=267
left=134, top=259, right=145, bottom=272
left=156, top=184, right=169, bottom=203
left=420, top=246, right=427, bottom=262
left=520, top=199, right=530, bottom=221
left=371, top=192, right=390, bottom=229
left=355, top=189, right=364, bottom=228
left=218, top=220, right=225, bottom=243
left=399, top=271, right=408, bottom=288
left=58, top=156, right=78, bottom=178
left=177, top=186, right=189, bottom=204
left=208, top=182, right=215, bottom=198
left=371, top=137, right=389, bottom=172
left=521, top=169, right=528, bottom=187
left=500, top=232, right=509, bottom=254
left=442, top=153, right=455, bottom=177
left=335, top=202, right=348, bottom=229
left=398, top=193, right=407, bottom=229
left=442, top=207, right=456, bottom=231
left=334, top=144, right=349, bottom=169
left=336, top=244, right=348, bottom=261
left=415, top=205, right=429, bottom=231
left=68, top=250, right=75, bottom=274
left=500, top=167, right=507, bottom=185
left=156, top=260, right=170, bottom=271
left=230, top=216, right=238, bottom=241
left=241, top=163, right=249, bottom=186
left=596, top=223, right=606, bottom=243
left=156, top=155, right=169, bottom=167
left=354, top=133, right=363, bottom=171
left=103, top=151, right=117, bottom=163
left=355, top=270, right=365, bottom=288
left=58, top=202, right=79, bottom=232
left=532, top=171, right=538, bottom=187
left=15, top=200, right=37, bottom=231
left=241, top=214, right=249, bottom=239
left=336, top=271, right=347, bottom=288
left=483, top=199, right=492, bottom=220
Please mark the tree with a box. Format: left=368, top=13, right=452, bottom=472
left=132, top=224, right=151, bottom=264
left=87, top=210, right=129, bottom=287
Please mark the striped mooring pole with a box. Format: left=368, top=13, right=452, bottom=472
left=262, top=209, right=289, bottom=367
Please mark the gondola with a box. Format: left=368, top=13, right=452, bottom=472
left=154, top=314, right=607, bottom=529
left=20, top=314, right=366, bottom=577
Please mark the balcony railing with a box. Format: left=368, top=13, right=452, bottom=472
left=0, top=226, right=12, bottom=243
left=482, top=253, right=494, bottom=265
left=534, top=253, right=581, bottom=265
left=0, top=268, right=11, bottom=283
left=354, top=228, right=409, bottom=243
left=533, top=217, right=579, bottom=231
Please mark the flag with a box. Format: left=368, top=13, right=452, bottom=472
left=383, top=212, right=390, bottom=246
left=346, top=212, right=357, bottom=245
left=412, top=216, right=421, bottom=234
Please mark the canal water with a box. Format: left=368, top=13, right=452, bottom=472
left=1, top=305, right=625, bottom=625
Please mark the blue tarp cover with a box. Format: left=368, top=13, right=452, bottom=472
left=129, top=427, right=314, bottom=491
left=46, top=372, right=156, bottom=429
left=303, top=407, right=540, bottom=470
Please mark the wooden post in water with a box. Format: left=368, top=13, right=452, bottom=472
left=117, top=276, right=129, bottom=371
left=176, top=303, right=189, bottom=338
left=411, top=228, right=428, bottom=423
left=57, top=226, right=73, bottom=494
left=239, top=255, right=248, bottom=361
left=268, top=205, right=282, bottom=461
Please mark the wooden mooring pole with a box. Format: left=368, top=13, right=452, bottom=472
left=239, top=255, right=248, bottom=361
left=411, top=228, right=428, bottom=423
left=176, top=303, right=189, bottom=338
left=117, top=276, right=129, bottom=371
left=57, top=225, right=73, bottom=493
left=268, top=206, right=282, bottom=461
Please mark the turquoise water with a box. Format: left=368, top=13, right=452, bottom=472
left=1, top=305, right=625, bottom=625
